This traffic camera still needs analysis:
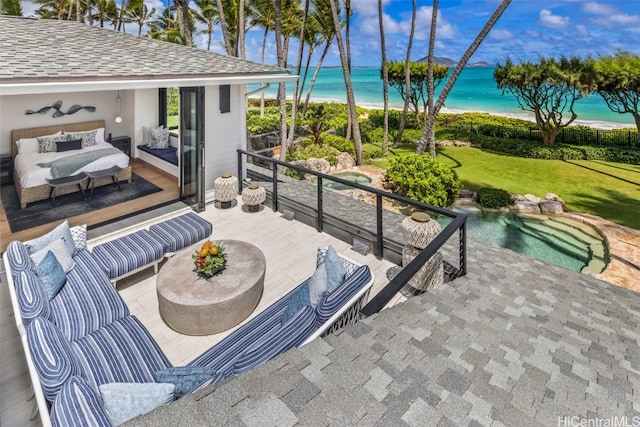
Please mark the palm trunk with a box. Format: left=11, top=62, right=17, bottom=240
left=417, top=0, right=512, bottom=154
left=260, top=28, right=268, bottom=117
left=330, top=0, right=362, bottom=164
left=287, top=0, right=309, bottom=145
left=238, top=0, right=245, bottom=59
left=298, top=46, right=313, bottom=105
left=394, top=0, right=416, bottom=146
left=274, top=0, right=288, bottom=161
left=378, top=0, right=389, bottom=157
left=302, top=39, right=331, bottom=119
left=426, top=0, right=439, bottom=158
left=216, top=0, right=234, bottom=55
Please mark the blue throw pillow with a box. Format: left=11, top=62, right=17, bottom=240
left=282, top=283, right=311, bottom=324
left=30, top=237, right=75, bottom=273
left=99, top=382, right=175, bottom=426
left=153, top=366, right=216, bottom=398
left=34, top=250, right=67, bottom=300
left=323, top=246, right=346, bottom=293
left=26, top=221, right=77, bottom=258
left=307, top=263, right=327, bottom=307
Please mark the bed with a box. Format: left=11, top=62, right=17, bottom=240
left=10, top=120, right=132, bottom=209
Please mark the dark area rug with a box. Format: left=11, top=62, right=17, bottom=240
left=1, top=173, right=163, bottom=233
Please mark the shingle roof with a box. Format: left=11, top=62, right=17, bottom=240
left=0, top=16, right=288, bottom=84
left=127, top=239, right=640, bottom=426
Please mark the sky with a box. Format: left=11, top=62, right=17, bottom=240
left=20, top=0, right=640, bottom=67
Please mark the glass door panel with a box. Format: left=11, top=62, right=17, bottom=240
left=179, top=87, right=205, bottom=211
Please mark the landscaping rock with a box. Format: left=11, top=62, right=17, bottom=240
left=512, top=194, right=526, bottom=202
left=510, top=201, right=541, bottom=214
left=459, top=189, right=476, bottom=199
left=335, top=153, right=355, bottom=171
left=539, top=200, right=564, bottom=215
left=437, top=140, right=454, bottom=147
left=305, top=157, right=331, bottom=174
left=454, top=140, right=470, bottom=147
left=545, top=193, right=566, bottom=206
left=524, top=194, right=542, bottom=203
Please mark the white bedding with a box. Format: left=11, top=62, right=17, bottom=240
left=14, top=142, right=130, bottom=188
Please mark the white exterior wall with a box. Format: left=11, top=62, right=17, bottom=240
left=204, top=84, right=247, bottom=191
left=132, top=89, right=160, bottom=153
left=0, top=91, right=133, bottom=154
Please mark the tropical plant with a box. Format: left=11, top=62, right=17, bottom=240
left=386, top=61, right=449, bottom=125
left=215, top=0, right=233, bottom=54
left=594, top=51, right=640, bottom=134
left=385, top=154, right=460, bottom=207
left=2, top=0, right=23, bottom=15
left=425, top=0, right=439, bottom=157
left=416, top=0, right=512, bottom=156
left=126, top=0, right=156, bottom=35
left=147, top=7, right=185, bottom=44
left=193, top=0, right=217, bottom=50
left=300, top=103, right=331, bottom=145
left=476, top=187, right=512, bottom=209
left=494, top=56, right=596, bottom=147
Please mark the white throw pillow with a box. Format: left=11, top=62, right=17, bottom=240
left=17, top=131, right=62, bottom=154
left=30, top=237, right=75, bottom=273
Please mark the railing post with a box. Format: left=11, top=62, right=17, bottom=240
left=459, top=219, right=467, bottom=276
left=376, top=194, right=383, bottom=259
left=237, top=151, right=243, bottom=194
left=272, top=165, right=278, bottom=212
left=316, top=177, right=324, bottom=232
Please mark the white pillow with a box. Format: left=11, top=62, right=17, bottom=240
left=17, top=131, right=62, bottom=154
left=30, top=237, right=75, bottom=273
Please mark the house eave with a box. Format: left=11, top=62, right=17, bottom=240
left=0, top=73, right=298, bottom=96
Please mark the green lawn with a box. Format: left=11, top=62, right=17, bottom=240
left=366, top=143, right=640, bottom=230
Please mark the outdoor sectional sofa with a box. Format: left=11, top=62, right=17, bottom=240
left=4, top=214, right=374, bottom=426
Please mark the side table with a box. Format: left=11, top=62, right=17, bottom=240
left=110, top=136, right=131, bottom=158
left=0, top=153, right=12, bottom=186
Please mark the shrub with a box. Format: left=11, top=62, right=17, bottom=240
left=323, top=134, right=355, bottom=156
left=385, top=154, right=461, bottom=207
left=247, top=114, right=281, bottom=135
left=476, top=188, right=512, bottom=209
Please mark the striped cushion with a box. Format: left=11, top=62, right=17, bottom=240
left=50, top=376, right=111, bottom=427
left=16, top=270, right=52, bottom=327
left=27, top=317, right=83, bottom=403
left=188, top=285, right=300, bottom=377
left=232, top=305, right=317, bottom=375
left=149, top=212, right=213, bottom=253
left=91, top=230, right=165, bottom=279
left=50, top=250, right=129, bottom=341
left=5, top=241, right=33, bottom=274
left=71, top=316, right=172, bottom=390
left=315, top=265, right=372, bottom=326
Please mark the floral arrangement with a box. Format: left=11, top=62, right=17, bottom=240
left=193, top=241, right=227, bottom=277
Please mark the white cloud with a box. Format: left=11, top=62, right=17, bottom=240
left=489, top=29, right=513, bottom=41
left=351, top=0, right=392, bottom=17
left=581, top=1, right=617, bottom=15
left=609, top=14, right=640, bottom=25
left=575, top=25, right=589, bottom=36
left=539, top=9, right=570, bottom=28
left=525, top=29, right=541, bottom=38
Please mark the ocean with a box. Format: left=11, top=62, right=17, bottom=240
left=250, top=66, right=635, bottom=129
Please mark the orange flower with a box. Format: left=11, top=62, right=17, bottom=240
left=199, top=248, right=209, bottom=257
left=209, top=245, right=219, bottom=255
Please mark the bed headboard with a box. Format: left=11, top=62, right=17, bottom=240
left=11, top=120, right=107, bottom=157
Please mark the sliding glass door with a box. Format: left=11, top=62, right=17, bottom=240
left=179, top=87, right=205, bottom=212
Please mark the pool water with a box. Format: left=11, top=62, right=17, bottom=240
left=451, top=205, right=608, bottom=274
left=324, top=172, right=372, bottom=191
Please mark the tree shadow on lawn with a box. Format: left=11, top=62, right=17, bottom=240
left=564, top=160, right=640, bottom=186
left=588, top=160, right=640, bottom=176
left=570, top=187, right=640, bottom=231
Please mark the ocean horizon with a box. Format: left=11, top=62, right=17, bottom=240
left=250, top=66, right=635, bottom=130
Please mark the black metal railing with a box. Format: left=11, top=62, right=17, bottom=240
left=237, top=149, right=468, bottom=315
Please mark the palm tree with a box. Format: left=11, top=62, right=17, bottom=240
left=394, top=0, right=416, bottom=147
left=301, top=0, right=340, bottom=119
left=287, top=0, right=310, bottom=146
left=127, top=0, right=156, bottom=35
left=194, top=0, right=217, bottom=51
left=425, top=0, right=438, bottom=157
left=248, top=0, right=275, bottom=115
left=147, top=6, right=185, bottom=44
left=416, top=0, right=512, bottom=155
left=329, top=0, right=362, bottom=164
left=91, top=0, right=116, bottom=27
left=215, top=0, right=234, bottom=55
left=174, top=0, right=192, bottom=46
left=378, top=0, right=389, bottom=156
left=33, top=0, right=67, bottom=19
left=237, top=0, right=245, bottom=58
left=296, top=14, right=321, bottom=106
left=274, top=0, right=288, bottom=160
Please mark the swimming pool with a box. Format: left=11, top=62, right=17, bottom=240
left=452, top=205, right=608, bottom=274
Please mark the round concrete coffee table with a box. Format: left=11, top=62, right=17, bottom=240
left=157, top=240, right=266, bottom=335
